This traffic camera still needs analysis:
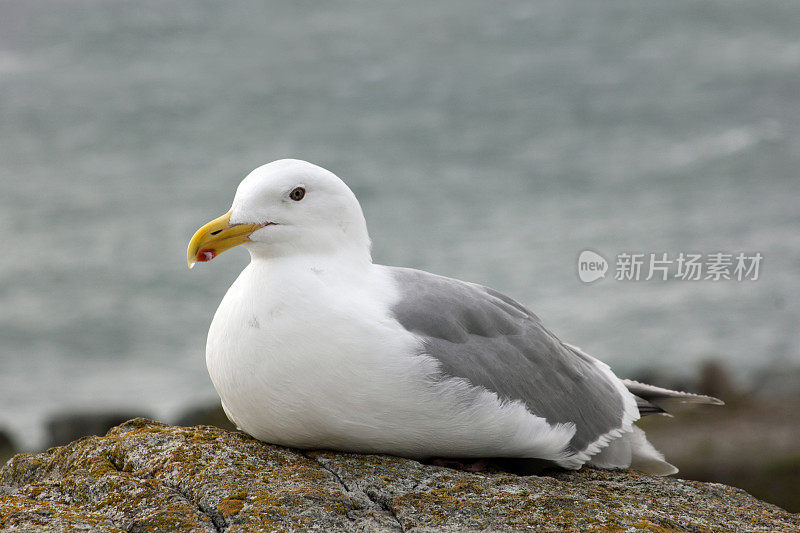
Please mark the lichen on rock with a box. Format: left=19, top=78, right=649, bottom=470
left=0, top=418, right=797, bottom=532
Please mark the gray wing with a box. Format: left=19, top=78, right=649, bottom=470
left=389, top=267, right=629, bottom=455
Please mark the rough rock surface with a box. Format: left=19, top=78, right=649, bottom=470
left=0, top=419, right=797, bottom=532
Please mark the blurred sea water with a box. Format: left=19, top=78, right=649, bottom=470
left=1, top=0, right=799, bottom=448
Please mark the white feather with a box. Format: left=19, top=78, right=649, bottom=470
left=207, top=257, right=576, bottom=462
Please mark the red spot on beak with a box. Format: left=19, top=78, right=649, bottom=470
left=197, top=249, right=216, bottom=262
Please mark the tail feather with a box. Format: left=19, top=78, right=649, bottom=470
left=622, top=379, right=723, bottom=417
left=588, top=426, right=678, bottom=476
left=588, top=379, right=724, bottom=476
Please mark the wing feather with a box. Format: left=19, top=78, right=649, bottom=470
left=389, top=267, right=637, bottom=456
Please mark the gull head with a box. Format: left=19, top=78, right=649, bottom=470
left=187, top=159, right=370, bottom=267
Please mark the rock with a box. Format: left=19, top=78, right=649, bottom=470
left=751, top=364, right=800, bottom=399
left=46, top=411, right=150, bottom=448
left=639, top=396, right=800, bottom=513
left=0, top=430, right=18, bottom=466
left=1, top=419, right=797, bottom=532
left=697, top=359, right=743, bottom=406
left=174, top=403, right=239, bottom=432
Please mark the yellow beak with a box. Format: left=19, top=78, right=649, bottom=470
left=187, top=211, right=264, bottom=268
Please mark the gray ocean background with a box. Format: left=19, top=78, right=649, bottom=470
left=1, top=0, right=799, bottom=449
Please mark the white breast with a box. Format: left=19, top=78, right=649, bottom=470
left=205, top=258, right=576, bottom=462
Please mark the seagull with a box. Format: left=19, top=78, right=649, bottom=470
left=187, top=159, right=721, bottom=475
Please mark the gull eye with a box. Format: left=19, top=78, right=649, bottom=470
left=289, top=187, right=306, bottom=201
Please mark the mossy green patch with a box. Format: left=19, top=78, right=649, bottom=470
left=1, top=418, right=798, bottom=532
